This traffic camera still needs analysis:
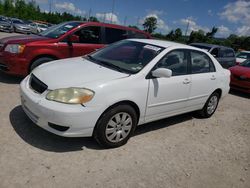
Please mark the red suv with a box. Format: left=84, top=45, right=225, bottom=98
left=0, top=21, right=151, bottom=76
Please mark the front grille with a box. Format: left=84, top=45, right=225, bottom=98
left=230, top=84, right=250, bottom=91
left=30, top=74, right=48, bottom=94
left=48, top=123, right=69, bottom=132
left=0, top=63, right=8, bottom=71
left=233, top=74, right=250, bottom=82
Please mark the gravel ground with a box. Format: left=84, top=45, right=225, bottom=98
left=0, top=32, right=250, bottom=188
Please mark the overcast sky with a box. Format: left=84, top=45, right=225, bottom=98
left=33, top=0, right=250, bottom=38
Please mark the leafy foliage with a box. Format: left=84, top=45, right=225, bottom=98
left=153, top=26, right=250, bottom=51
left=0, top=0, right=98, bottom=24
left=143, top=16, right=157, bottom=34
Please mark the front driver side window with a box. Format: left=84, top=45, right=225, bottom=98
left=156, top=50, right=188, bottom=76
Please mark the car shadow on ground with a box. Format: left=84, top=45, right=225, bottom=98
left=10, top=105, right=193, bottom=152
left=229, top=89, right=250, bottom=99
left=0, top=72, right=23, bottom=84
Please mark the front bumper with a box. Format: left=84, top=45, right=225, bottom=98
left=15, top=27, right=31, bottom=34
left=230, top=76, right=250, bottom=93
left=0, top=51, right=29, bottom=76
left=0, top=26, right=12, bottom=32
left=20, top=76, right=103, bottom=137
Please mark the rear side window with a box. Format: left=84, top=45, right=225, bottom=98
left=220, top=48, right=235, bottom=58
left=191, top=51, right=215, bottom=74
left=225, top=49, right=235, bottom=57
left=105, top=28, right=128, bottom=44
left=74, top=26, right=101, bottom=44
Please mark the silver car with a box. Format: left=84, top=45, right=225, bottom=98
left=11, top=18, right=31, bottom=34
left=29, top=22, right=48, bottom=34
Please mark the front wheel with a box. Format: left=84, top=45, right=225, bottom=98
left=197, top=92, right=220, bottom=118
left=30, top=57, right=55, bottom=72
left=94, top=104, right=137, bottom=148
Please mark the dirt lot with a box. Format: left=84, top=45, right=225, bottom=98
left=0, top=32, right=249, bottom=188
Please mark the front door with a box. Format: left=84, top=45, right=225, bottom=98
left=57, top=26, right=104, bottom=58
left=146, top=49, right=191, bottom=122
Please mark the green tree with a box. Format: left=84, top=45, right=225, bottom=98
left=188, top=30, right=206, bottom=43
left=128, top=25, right=139, bottom=30
left=88, top=16, right=99, bottom=22
left=206, top=27, right=218, bottom=38
left=143, top=16, right=157, bottom=34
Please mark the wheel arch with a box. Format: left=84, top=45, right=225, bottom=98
left=93, top=100, right=141, bottom=136
left=213, top=88, right=222, bottom=98
left=29, top=54, right=59, bottom=72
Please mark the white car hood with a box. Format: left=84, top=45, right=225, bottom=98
left=32, top=57, right=129, bottom=89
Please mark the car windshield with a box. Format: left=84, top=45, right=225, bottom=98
left=12, top=19, right=24, bottom=24
left=86, top=40, right=164, bottom=74
left=0, top=17, right=10, bottom=22
left=39, top=24, right=48, bottom=29
left=39, top=22, right=82, bottom=39
left=241, top=59, right=250, bottom=67
left=236, top=52, right=250, bottom=59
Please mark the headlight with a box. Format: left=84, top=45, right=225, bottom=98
left=4, top=44, right=25, bottom=54
left=46, top=88, right=94, bottom=104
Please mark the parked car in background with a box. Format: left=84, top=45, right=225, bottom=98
left=29, top=22, right=48, bottom=34
left=0, top=16, right=13, bottom=33
left=229, top=59, right=250, bottom=93
left=11, top=18, right=31, bottom=34
left=0, top=21, right=151, bottom=76
left=190, top=43, right=236, bottom=69
left=236, top=50, right=250, bottom=64
left=20, top=39, right=230, bottom=147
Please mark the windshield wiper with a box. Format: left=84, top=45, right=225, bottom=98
left=86, top=55, right=128, bottom=74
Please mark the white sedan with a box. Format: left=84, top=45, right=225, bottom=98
left=20, top=39, right=230, bottom=148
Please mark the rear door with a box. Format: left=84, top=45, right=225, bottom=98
left=187, top=50, right=217, bottom=109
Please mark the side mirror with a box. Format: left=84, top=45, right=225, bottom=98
left=151, top=68, right=172, bottom=78
left=67, top=34, right=79, bottom=46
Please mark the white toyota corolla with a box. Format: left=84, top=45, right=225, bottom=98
left=20, top=39, right=230, bottom=148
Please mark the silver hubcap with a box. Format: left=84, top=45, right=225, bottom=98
left=207, top=96, right=218, bottom=115
left=105, top=112, right=133, bottom=143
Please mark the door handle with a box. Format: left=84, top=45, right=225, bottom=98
left=210, top=75, right=216, bottom=80
left=183, top=78, right=191, bottom=84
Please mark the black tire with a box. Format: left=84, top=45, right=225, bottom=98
left=197, top=92, right=220, bottom=118
left=30, top=57, right=55, bottom=72
left=94, top=104, right=138, bottom=148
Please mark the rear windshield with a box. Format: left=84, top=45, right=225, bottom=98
left=39, top=22, right=82, bottom=39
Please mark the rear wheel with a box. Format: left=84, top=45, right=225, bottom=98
left=94, top=104, right=137, bottom=148
left=30, top=57, right=55, bottom=72
left=197, top=92, right=220, bottom=118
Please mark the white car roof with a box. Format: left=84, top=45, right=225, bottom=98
left=129, top=39, right=192, bottom=49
